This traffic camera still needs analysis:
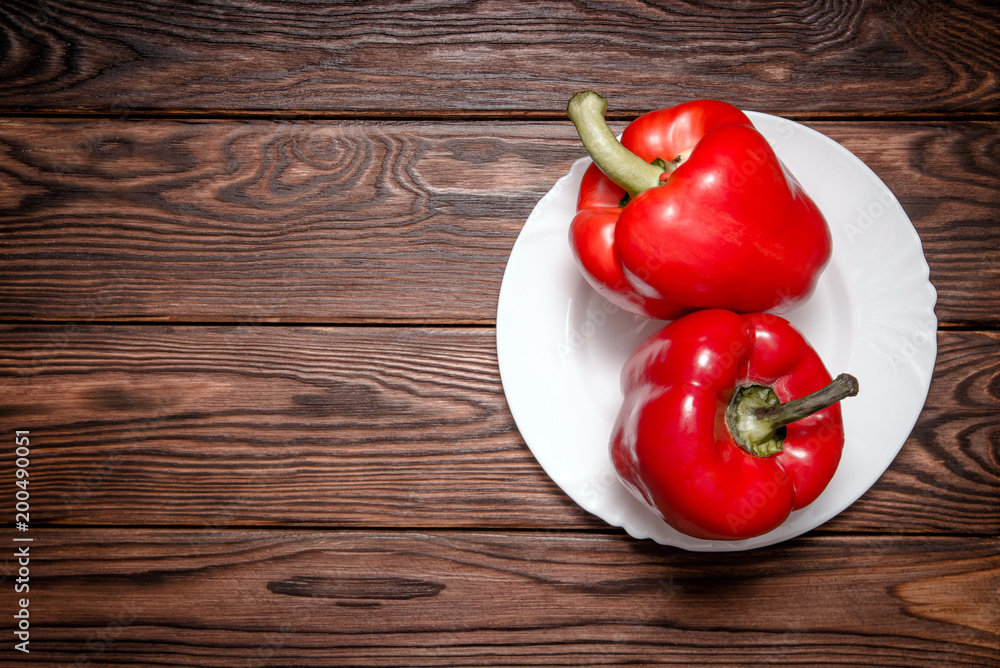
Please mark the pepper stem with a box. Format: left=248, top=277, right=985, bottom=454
left=726, top=374, right=859, bottom=458
left=566, top=91, right=665, bottom=199
left=758, top=374, right=859, bottom=429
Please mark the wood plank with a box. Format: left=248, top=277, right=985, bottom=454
left=7, top=529, right=998, bottom=667
left=1, top=326, right=997, bottom=535
left=0, top=119, right=996, bottom=324
left=0, top=0, right=996, bottom=116
left=0, top=325, right=580, bottom=528
left=0, top=118, right=556, bottom=323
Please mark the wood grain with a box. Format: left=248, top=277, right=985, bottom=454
left=1, top=325, right=996, bottom=535
left=0, top=325, right=577, bottom=528
left=3, top=529, right=996, bottom=667
left=0, top=118, right=563, bottom=323
left=0, top=119, right=996, bottom=324
left=0, top=0, right=996, bottom=116
left=836, top=330, right=1000, bottom=535
left=1, top=1, right=996, bottom=665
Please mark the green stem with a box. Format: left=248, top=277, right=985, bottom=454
left=726, top=374, right=859, bottom=458
left=756, top=374, right=859, bottom=430
left=566, top=91, right=665, bottom=199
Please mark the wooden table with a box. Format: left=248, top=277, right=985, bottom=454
left=1, top=1, right=998, bottom=665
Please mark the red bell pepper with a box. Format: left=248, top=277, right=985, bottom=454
left=567, top=91, right=831, bottom=320
left=610, top=309, right=858, bottom=540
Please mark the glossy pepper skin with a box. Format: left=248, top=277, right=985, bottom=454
left=568, top=93, right=832, bottom=320
left=611, top=309, right=855, bottom=540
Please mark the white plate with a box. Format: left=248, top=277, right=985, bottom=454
left=496, top=112, right=937, bottom=551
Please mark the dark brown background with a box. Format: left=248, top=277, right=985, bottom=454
left=1, top=1, right=998, bottom=665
